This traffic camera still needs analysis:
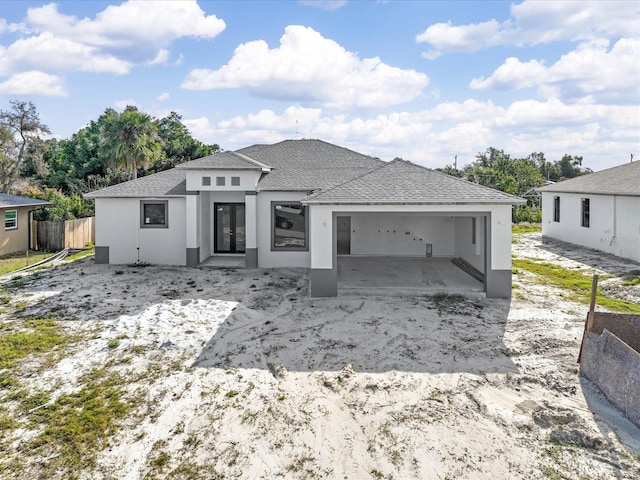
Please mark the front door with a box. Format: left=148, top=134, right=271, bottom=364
left=214, top=203, right=245, bottom=253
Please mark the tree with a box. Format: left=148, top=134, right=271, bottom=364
left=0, top=100, right=50, bottom=173
left=0, top=100, right=50, bottom=192
left=99, top=106, right=163, bottom=179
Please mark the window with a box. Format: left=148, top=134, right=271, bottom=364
left=140, top=201, right=168, bottom=228
left=272, top=202, right=308, bottom=250
left=216, top=176, right=225, bottom=186
left=581, top=198, right=590, bottom=228
left=471, top=217, right=476, bottom=245
left=202, top=176, right=211, bottom=186
left=4, top=210, right=17, bottom=230
left=553, top=196, right=560, bottom=222
left=231, top=176, right=240, bottom=186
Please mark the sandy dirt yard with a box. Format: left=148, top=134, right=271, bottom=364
left=1, top=231, right=639, bottom=480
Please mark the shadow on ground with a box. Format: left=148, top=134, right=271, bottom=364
left=195, top=294, right=518, bottom=374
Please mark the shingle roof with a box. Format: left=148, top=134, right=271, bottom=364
left=303, top=159, right=526, bottom=205
left=84, top=169, right=186, bottom=198
left=176, top=150, right=270, bottom=170
left=0, top=193, right=51, bottom=208
left=537, top=161, right=640, bottom=196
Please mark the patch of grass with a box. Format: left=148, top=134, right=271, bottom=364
left=65, top=247, right=95, bottom=263
left=0, top=250, right=54, bottom=275
left=512, top=223, right=542, bottom=235
left=225, top=390, right=238, bottom=398
left=622, top=277, right=640, bottom=286
left=513, top=259, right=640, bottom=314
left=107, top=338, right=120, bottom=349
left=0, top=318, right=71, bottom=369
left=21, top=369, right=137, bottom=477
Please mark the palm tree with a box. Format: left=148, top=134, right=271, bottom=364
left=99, top=106, right=162, bottom=179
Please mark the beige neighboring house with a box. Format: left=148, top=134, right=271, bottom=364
left=0, top=193, right=51, bottom=256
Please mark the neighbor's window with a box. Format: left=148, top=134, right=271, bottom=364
left=140, top=201, right=168, bottom=228
left=4, top=210, right=17, bottom=230
left=231, top=176, right=240, bottom=186
left=216, top=176, right=225, bottom=186
left=202, top=176, right=211, bottom=186
left=581, top=198, right=590, bottom=228
left=553, top=196, right=560, bottom=222
left=272, top=202, right=308, bottom=250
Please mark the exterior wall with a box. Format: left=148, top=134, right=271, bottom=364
left=454, top=216, right=485, bottom=273
left=95, top=197, right=186, bottom=265
left=349, top=215, right=455, bottom=256
left=542, top=192, right=640, bottom=263
left=0, top=207, right=30, bottom=256
left=185, top=170, right=261, bottom=192
left=256, top=191, right=311, bottom=268
left=199, top=192, right=212, bottom=262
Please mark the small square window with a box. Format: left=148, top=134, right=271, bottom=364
left=231, top=176, right=240, bottom=186
left=4, top=210, right=17, bottom=230
left=202, top=176, right=211, bottom=186
left=140, top=201, right=168, bottom=228
left=216, top=177, right=225, bottom=186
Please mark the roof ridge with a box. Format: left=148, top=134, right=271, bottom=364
left=427, top=164, right=526, bottom=200
left=303, top=160, right=391, bottom=200
left=229, top=150, right=272, bottom=170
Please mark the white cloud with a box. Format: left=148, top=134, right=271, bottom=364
left=299, top=1, right=347, bottom=10
left=470, top=38, right=640, bottom=104
left=0, top=70, right=66, bottom=96
left=416, top=0, right=639, bottom=58
left=182, top=25, right=429, bottom=109
left=187, top=99, right=638, bottom=171
left=157, top=92, right=170, bottom=102
left=0, top=1, right=225, bottom=76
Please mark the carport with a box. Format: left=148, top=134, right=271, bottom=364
left=302, top=160, right=525, bottom=298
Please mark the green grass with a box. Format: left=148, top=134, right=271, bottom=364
left=513, top=259, right=640, bottom=314
left=512, top=223, right=542, bottom=235
left=622, top=277, right=640, bottom=286
left=0, top=250, right=55, bottom=275
left=20, top=369, right=136, bottom=478
left=0, top=318, right=71, bottom=370
left=65, top=247, right=95, bottom=262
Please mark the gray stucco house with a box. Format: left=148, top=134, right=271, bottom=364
left=85, top=139, right=524, bottom=297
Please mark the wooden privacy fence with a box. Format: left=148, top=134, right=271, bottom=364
left=31, top=217, right=95, bottom=251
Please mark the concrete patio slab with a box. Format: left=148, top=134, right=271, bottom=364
left=337, top=256, right=484, bottom=296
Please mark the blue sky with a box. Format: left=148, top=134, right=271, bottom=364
left=0, top=0, right=638, bottom=171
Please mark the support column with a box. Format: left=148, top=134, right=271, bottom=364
left=309, top=205, right=337, bottom=296
left=185, top=192, right=200, bottom=267
left=245, top=191, right=258, bottom=268
left=486, top=206, right=512, bottom=298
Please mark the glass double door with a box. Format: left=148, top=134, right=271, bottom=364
left=214, top=203, right=245, bottom=253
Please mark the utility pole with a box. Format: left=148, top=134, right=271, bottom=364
left=631, top=153, right=634, bottom=163
left=454, top=155, right=457, bottom=170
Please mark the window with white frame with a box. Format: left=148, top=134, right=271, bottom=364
left=202, top=176, right=211, bottom=186
left=140, top=201, right=168, bottom=228
left=272, top=202, right=307, bottom=250
left=231, top=176, right=240, bottom=186
left=216, top=176, right=225, bottom=186
left=4, top=210, right=17, bottom=230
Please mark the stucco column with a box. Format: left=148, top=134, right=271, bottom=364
left=185, top=193, right=200, bottom=267
left=486, top=206, right=512, bottom=298
left=309, top=205, right=337, bottom=296
left=245, top=191, right=258, bottom=268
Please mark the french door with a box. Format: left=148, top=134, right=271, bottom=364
left=214, top=203, right=245, bottom=253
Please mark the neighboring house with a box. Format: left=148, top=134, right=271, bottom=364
left=0, top=193, right=51, bottom=256
left=85, top=139, right=525, bottom=297
left=538, top=161, right=640, bottom=263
